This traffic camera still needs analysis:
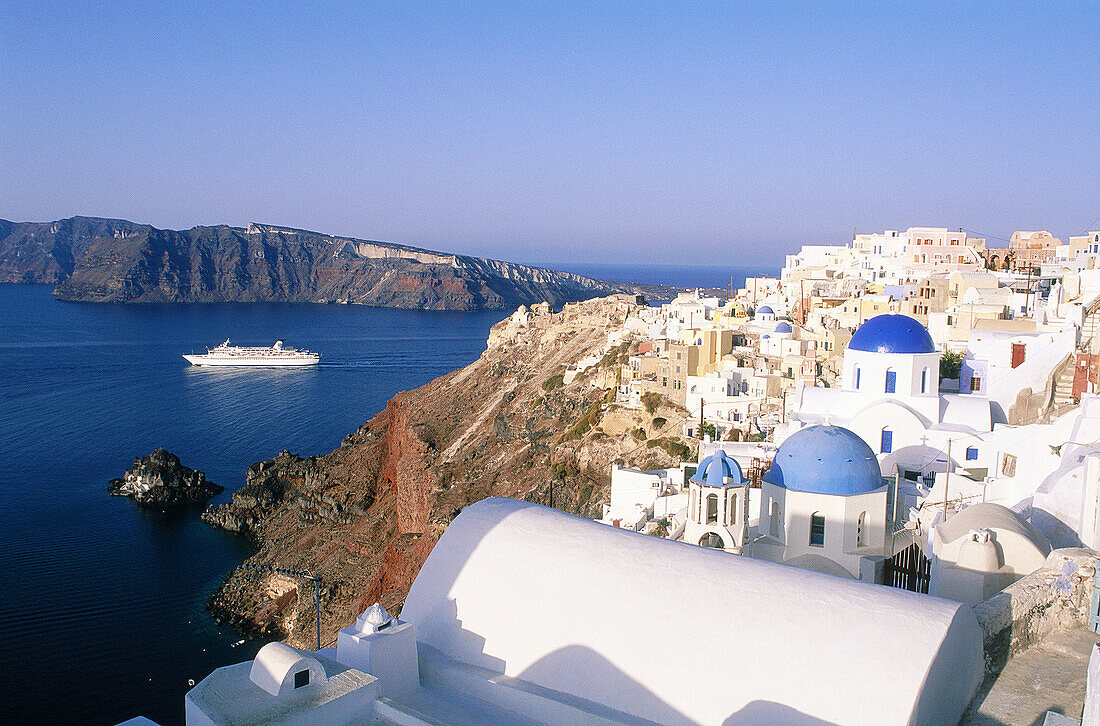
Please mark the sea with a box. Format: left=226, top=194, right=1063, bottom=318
left=0, top=263, right=774, bottom=725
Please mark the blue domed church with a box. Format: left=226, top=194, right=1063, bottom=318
left=786, top=313, right=995, bottom=486
left=684, top=450, right=750, bottom=552
left=752, top=424, right=916, bottom=580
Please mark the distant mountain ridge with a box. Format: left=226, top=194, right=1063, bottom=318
left=0, top=216, right=675, bottom=309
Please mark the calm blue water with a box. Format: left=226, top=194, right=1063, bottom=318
left=0, top=264, right=777, bottom=725
left=541, top=263, right=776, bottom=292
left=0, top=285, right=507, bottom=726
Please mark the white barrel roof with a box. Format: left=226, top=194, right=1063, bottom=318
left=402, top=498, right=984, bottom=726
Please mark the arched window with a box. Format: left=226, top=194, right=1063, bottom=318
left=880, top=428, right=893, bottom=454
left=769, top=500, right=781, bottom=537
left=857, top=511, right=867, bottom=547
left=699, top=532, right=724, bottom=548
left=689, top=488, right=697, bottom=520
left=854, top=366, right=861, bottom=390
left=885, top=368, right=897, bottom=393
left=921, top=368, right=928, bottom=394
left=809, top=512, right=825, bottom=547
left=706, top=493, right=718, bottom=524
left=727, top=491, right=738, bottom=525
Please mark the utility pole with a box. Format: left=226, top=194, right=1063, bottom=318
left=1024, top=263, right=1034, bottom=317
left=943, top=439, right=952, bottom=522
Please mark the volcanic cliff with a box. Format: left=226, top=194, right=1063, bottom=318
left=202, top=295, right=695, bottom=646
left=0, top=217, right=677, bottom=309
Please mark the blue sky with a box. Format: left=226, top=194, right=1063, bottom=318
left=1, top=2, right=1097, bottom=266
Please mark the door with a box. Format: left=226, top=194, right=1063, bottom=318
left=1011, top=343, right=1026, bottom=369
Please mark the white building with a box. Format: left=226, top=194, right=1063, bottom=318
left=752, top=424, right=909, bottom=580
left=928, top=502, right=1052, bottom=605
left=185, top=641, right=380, bottom=726
left=790, top=313, right=995, bottom=483
left=683, top=450, right=749, bottom=552
left=402, top=498, right=984, bottom=726
left=602, top=464, right=687, bottom=532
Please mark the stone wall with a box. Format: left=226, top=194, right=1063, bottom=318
left=974, top=547, right=1097, bottom=675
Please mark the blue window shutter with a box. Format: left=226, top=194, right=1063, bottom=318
left=881, top=429, right=893, bottom=453
left=966, top=447, right=978, bottom=461
left=885, top=370, right=896, bottom=393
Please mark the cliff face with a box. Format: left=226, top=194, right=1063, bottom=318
left=0, top=216, right=143, bottom=283
left=0, top=216, right=674, bottom=309
left=202, top=295, right=694, bottom=646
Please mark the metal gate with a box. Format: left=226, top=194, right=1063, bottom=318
left=883, top=543, right=930, bottom=593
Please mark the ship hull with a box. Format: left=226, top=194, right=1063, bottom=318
left=182, top=354, right=320, bottom=366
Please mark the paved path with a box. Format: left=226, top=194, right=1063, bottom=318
left=965, top=627, right=1099, bottom=726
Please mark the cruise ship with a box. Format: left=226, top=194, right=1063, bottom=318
left=183, top=340, right=320, bottom=366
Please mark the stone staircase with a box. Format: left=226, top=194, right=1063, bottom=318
left=1048, top=297, right=1100, bottom=419
left=1082, top=302, right=1100, bottom=354
left=1050, top=360, right=1078, bottom=417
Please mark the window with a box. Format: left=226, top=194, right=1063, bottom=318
left=885, top=369, right=896, bottom=394
left=728, top=492, right=738, bottom=524
left=1002, top=453, right=1017, bottom=477
left=970, top=376, right=982, bottom=392
left=921, top=368, right=928, bottom=394
left=854, top=367, right=861, bottom=389
left=966, top=447, right=978, bottom=461
left=769, top=500, right=780, bottom=537
left=699, top=532, right=724, bottom=548
left=880, top=428, right=893, bottom=454
left=294, top=670, right=310, bottom=689
left=809, top=512, right=825, bottom=547
left=706, top=493, right=718, bottom=524
left=856, top=511, right=867, bottom=547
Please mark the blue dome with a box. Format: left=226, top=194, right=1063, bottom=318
left=774, top=321, right=793, bottom=334
left=848, top=314, right=935, bottom=354
left=762, top=425, right=883, bottom=496
left=692, top=449, right=746, bottom=487
left=756, top=305, right=774, bottom=316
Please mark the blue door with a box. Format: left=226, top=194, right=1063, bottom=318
left=885, top=370, right=896, bottom=393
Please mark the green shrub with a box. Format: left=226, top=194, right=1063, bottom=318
left=550, top=461, right=580, bottom=480
left=561, top=398, right=605, bottom=442
left=631, top=427, right=647, bottom=441
left=645, top=437, right=692, bottom=461
left=542, top=374, right=564, bottom=392
left=940, top=351, right=962, bottom=380
left=641, top=392, right=662, bottom=414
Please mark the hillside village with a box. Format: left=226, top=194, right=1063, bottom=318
left=124, top=226, right=1100, bottom=726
